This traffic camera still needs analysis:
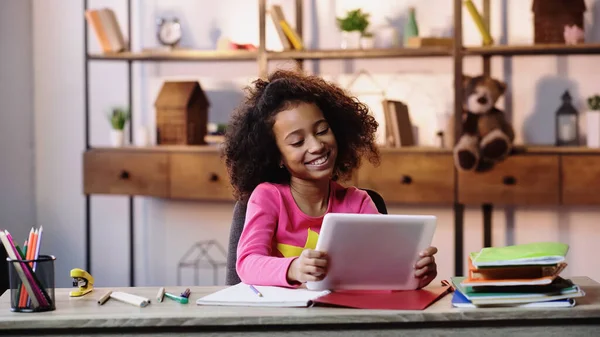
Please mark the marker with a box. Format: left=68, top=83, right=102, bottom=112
left=249, top=285, right=263, bottom=297
left=156, top=287, right=165, bottom=302
left=164, top=292, right=189, bottom=304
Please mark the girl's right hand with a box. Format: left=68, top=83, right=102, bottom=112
left=287, top=249, right=328, bottom=283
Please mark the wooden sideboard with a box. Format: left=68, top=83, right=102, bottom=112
left=83, top=145, right=600, bottom=206
left=82, top=145, right=600, bottom=278
left=83, top=146, right=233, bottom=201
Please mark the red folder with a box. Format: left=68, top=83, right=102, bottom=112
left=311, top=286, right=452, bottom=310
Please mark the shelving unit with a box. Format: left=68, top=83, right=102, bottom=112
left=88, top=49, right=258, bottom=61
left=465, top=43, right=600, bottom=56
left=83, top=0, right=600, bottom=286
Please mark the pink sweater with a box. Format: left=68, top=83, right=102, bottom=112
left=235, top=180, right=379, bottom=287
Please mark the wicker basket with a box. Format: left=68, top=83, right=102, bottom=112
left=532, top=0, right=586, bottom=44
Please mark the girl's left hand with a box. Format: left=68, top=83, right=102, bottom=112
left=414, top=246, right=438, bottom=289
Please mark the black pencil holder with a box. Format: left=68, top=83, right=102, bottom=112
left=7, top=255, right=56, bottom=312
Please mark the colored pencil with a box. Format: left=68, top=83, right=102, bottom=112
left=19, top=228, right=35, bottom=307
left=24, top=229, right=38, bottom=306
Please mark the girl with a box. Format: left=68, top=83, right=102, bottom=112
left=223, top=70, right=438, bottom=288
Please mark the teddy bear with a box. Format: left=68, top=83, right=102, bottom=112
left=453, top=75, right=515, bottom=172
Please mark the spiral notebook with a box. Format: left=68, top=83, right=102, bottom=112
left=196, top=283, right=331, bottom=307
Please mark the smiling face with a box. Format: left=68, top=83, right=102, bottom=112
left=272, top=101, right=338, bottom=183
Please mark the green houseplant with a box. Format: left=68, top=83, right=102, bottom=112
left=336, top=9, right=371, bottom=49
left=587, top=95, right=600, bottom=148
left=588, top=94, right=600, bottom=111
left=107, top=107, right=130, bottom=147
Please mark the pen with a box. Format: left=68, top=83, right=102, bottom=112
left=249, top=285, right=263, bottom=297
left=165, top=292, right=189, bottom=304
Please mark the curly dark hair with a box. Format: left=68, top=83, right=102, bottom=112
left=222, top=69, right=380, bottom=201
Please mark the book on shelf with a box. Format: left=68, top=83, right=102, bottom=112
left=268, top=7, right=292, bottom=51
left=382, top=99, right=415, bottom=147
left=85, top=8, right=127, bottom=53
left=270, top=5, right=303, bottom=50
left=464, top=0, right=493, bottom=46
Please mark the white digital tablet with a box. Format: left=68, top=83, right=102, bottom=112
left=306, top=213, right=437, bottom=291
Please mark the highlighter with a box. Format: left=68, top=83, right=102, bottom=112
left=164, top=292, right=189, bottom=304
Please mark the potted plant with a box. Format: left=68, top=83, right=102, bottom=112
left=108, top=107, right=130, bottom=147
left=336, top=9, right=370, bottom=49
left=360, top=31, right=375, bottom=49
left=586, top=94, right=600, bottom=148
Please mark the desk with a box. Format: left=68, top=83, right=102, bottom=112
left=0, top=276, right=599, bottom=337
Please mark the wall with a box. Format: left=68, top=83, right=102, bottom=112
left=30, top=0, right=600, bottom=288
left=32, top=0, right=87, bottom=287
left=0, top=0, right=35, bottom=245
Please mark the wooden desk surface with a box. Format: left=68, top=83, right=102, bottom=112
left=1, top=276, right=599, bottom=336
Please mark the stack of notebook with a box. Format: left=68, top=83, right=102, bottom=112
left=451, top=242, right=585, bottom=308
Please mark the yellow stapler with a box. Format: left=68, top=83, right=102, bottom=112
left=70, top=268, right=94, bottom=297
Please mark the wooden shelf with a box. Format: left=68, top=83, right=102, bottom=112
left=88, top=145, right=224, bottom=153
left=85, top=44, right=600, bottom=63
left=511, top=145, right=600, bottom=155
left=267, top=47, right=452, bottom=60
left=87, top=49, right=258, bottom=62
left=87, top=145, right=454, bottom=155
left=86, top=144, right=600, bottom=156
left=465, top=43, right=600, bottom=56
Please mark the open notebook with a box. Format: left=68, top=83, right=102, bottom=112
left=196, top=283, right=331, bottom=307
left=196, top=282, right=452, bottom=310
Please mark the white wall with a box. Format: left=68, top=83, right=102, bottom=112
left=0, top=0, right=35, bottom=244
left=32, top=0, right=86, bottom=287
left=29, top=0, right=600, bottom=288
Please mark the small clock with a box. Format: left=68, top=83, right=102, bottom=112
left=156, top=18, right=182, bottom=48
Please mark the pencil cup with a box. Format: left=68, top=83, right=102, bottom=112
left=7, top=255, right=56, bottom=313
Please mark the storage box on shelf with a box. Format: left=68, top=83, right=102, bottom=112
left=531, top=0, right=586, bottom=44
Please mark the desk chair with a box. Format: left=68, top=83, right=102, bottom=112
left=225, top=189, right=387, bottom=285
